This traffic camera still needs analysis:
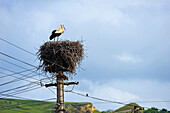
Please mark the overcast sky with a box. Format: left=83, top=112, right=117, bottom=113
left=0, top=0, right=170, bottom=111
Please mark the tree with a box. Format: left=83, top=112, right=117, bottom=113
left=144, top=107, right=159, bottom=113
left=144, top=107, right=169, bottom=113
left=160, top=108, right=168, bottom=113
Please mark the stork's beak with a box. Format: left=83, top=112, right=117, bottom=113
left=64, top=27, right=66, bottom=30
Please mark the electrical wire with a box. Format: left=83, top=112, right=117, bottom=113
left=0, top=92, right=55, bottom=102
left=0, top=58, right=27, bottom=70
left=0, top=67, right=42, bottom=81
left=0, top=37, right=69, bottom=71
left=0, top=93, right=37, bottom=100
left=0, top=52, right=58, bottom=84
left=0, top=67, right=35, bottom=79
left=69, top=91, right=167, bottom=111
left=7, top=86, right=42, bottom=95
left=0, top=37, right=35, bottom=56
left=68, top=91, right=152, bottom=110
left=5, top=84, right=39, bottom=95
left=0, top=37, right=67, bottom=111
left=0, top=57, right=49, bottom=78
left=0, top=83, right=35, bottom=94
left=70, top=91, right=125, bottom=105
left=0, top=77, right=53, bottom=96
left=0, top=37, right=70, bottom=82
left=0, top=51, right=37, bottom=68
left=0, top=57, right=52, bottom=82
left=47, top=87, right=56, bottom=96
left=0, top=69, right=39, bottom=87
left=0, top=74, right=37, bottom=87
left=0, top=72, right=13, bottom=79
left=0, top=67, right=52, bottom=87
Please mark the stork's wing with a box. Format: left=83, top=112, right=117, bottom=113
left=49, top=34, right=56, bottom=40
left=52, top=30, right=56, bottom=34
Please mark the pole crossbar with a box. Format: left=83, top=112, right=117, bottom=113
left=44, top=74, right=79, bottom=113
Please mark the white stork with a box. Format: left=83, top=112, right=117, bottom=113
left=49, top=24, right=66, bottom=42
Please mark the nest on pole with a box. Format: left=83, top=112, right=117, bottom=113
left=37, top=40, right=84, bottom=75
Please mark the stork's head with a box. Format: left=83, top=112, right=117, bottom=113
left=61, top=24, right=66, bottom=30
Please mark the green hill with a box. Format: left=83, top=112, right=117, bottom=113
left=0, top=98, right=100, bottom=113
left=113, top=103, right=144, bottom=113
left=3, top=98, right=164, bottom=113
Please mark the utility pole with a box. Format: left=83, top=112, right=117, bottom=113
left=57, top=74, right=65, bottom=113
left=45, top=73, right=79, bottom=113
left=38, top=30, right=84, bottom=112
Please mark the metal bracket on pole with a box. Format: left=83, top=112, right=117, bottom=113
left=64, top=81, right=79, bottom=86
left=45, top=83, right=57, bottom=87
left=45, top=81, right=79, bottom=87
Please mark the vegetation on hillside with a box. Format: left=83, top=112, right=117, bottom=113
left=0, top=98, right=98, bottom=113
left=0, top=98, right=169, bottom=113
left=113, top=103, right=144, bottom=113
left=144, top=107, right=170, bottom=113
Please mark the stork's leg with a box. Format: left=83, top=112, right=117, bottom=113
left=57, top=37, right=59, bottom=43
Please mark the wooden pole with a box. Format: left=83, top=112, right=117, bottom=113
left=56, top=74, right=65, bottom=113
left=44, top=74, right=79, bottom=113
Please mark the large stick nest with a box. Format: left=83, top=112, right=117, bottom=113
left=37, top=40, right=84, bottom=74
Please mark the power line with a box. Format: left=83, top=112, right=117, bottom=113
left=0, top=51, right=63, bottom=83
left=0, top=83, right=35, bottom=94
left=0, top=72, right=13, bottom=79
left=0, top=67, right=36, bottom=81
left=0, top=39, right=53, bottom=81
left=0, top=77, right=53, bottom=96
left=0, top=73, right=52, bottom=88
left=0, top=51, right=37, bottom=68
left=0, top=67, right=35, bottom=77
left=0, top=37, right=36, bottom=56
left=47, top=87, right=56, bottom=96
left=0, top=66, right=52, bottom=85
left=0, top=67, right=40, bottom=81
left=0, top=72, right=35, bottom=86
left=3, top=84, right=39, bottom=95
left=0, top=93, right=38, bottom=100
left=0, top=70, right=41, bottom=87
left=69, top=91, right=126, bottom=105
left=0, top=93, right=56, bottom=102
left=0, top=58, right=27, bottom=69
left=0, top=37, right=69, bottom=71
left=0, top=57, right=50, bottom=79
left=69, top=91, right=170, bottom=111
left=7, top=85, right=42, bottom=95
left=68, top=91, right=150, bottom=110
left=0, top=94, right=57, bottom=110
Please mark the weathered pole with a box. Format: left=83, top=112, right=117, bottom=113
left=56, top=74, right=65, bottom=113
left=45, top=73, right=79, bottom=113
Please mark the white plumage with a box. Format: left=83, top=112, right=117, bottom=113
left=49, top=24, right=66, bottom=41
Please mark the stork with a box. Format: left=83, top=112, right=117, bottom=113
left=49, top=24, right=66, bottom=42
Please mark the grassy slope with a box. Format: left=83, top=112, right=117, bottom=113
left=0, top=98, right=55, bottom=113
left=0, top=98, right=144, bottom=113
left=0, top=98, right=100, bottom=113
left=113, top=103, right=144, bottom=113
